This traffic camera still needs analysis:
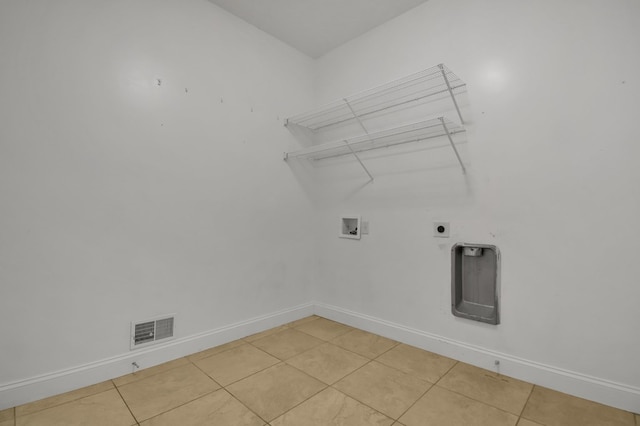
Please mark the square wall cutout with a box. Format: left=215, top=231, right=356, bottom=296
left=340, top=216, right=361, bottom=240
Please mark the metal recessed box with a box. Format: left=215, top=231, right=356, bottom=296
left=451, top=243, right=500, bottom=325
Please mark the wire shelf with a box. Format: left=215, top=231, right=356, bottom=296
left=285, top=116, right=465, bottom=162
left=286, top=64, right=466, bottom=131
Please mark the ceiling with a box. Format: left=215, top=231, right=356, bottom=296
left=208, top=0, right=430, bottom=58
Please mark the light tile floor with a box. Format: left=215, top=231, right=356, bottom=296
left=3, top=316, right=638, bottom=426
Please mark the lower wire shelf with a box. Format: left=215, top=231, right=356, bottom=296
left=284, top=116, right=467, bottom=177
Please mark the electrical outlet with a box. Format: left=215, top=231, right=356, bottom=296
left=433, top=222, right=450, bottom=238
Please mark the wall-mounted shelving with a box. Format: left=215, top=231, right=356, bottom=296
left=284, top=63, right=468, bottom=180
left=284, top=117, right=466, bottom=172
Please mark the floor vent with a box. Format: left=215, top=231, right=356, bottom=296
left=131, top=315, right=175, bottom=350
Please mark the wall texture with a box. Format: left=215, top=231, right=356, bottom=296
left=1, top=0, right=639, bottom=413
left=0, top=0, right=315, bottom=403
left=312, top=0, right=640, bottom=408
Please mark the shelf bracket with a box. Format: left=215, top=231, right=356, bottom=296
left=343, top=98, right=372, bottom=138
left=344, top=140, right=374, bottom=182
left=438, top=64, right=464, bottom=124
left=439, top=117, right=466, bottom=174
left=343, top=98, right=375, bottom=181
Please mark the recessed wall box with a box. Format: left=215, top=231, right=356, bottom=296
left=452, top=243, right=500, bottom=325
left=340, top=216, right=361, bottom=240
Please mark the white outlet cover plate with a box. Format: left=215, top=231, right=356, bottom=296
left=433, top=222, right=450, bottom=238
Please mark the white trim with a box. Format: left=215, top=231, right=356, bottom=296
left=2, top=301, right=638, bottom=414
left=0, top=303, right=314, bottom=410
left=313, top=302, right=640, bottom=414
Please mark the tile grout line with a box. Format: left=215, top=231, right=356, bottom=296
left=332, top=345, right=454, bottom=421
left=221, top=385, right=272, bottom=425
left=116, top=362, right=225, bottom=423
left=327, top=358, right=402, bottom=421
left=134, top=388, right=230, bottom=425
left=287, top=317, right=355, bottom=342
left=432, top=361, right=538, bottom=421
left=271, top=339, right=404, bottom=423
left=115, top=357, right=190, bottom=388
left=429, top=374, right=532, bottom=421
left=187, top=355, right=224, bottom=388
left=256, top=338, right=393, bottom=424
left=12, top=385, right=117, bottom=420
left=255, top=380, right=328, bottom=424
left=371, top=340, right=402, bottom=361
left=217, top=353, right=330, bottom=425
left=114, top=357, right=225, bottom=424
left=517, top=384, right=538, bottom=425
left=241, top=322, right=354, bottom=422
left=111, top=379, right=141, bottom=426
left=432, top=382, right=525, bottom=422
left=392, top=360, right=459, bottom=422
left=326, top=380, right=397, bottom=422
left=187, top=340, right=246, bottom=361
left=245, top=329, right=326, bottom=359
left=394, top=382, right=437, bottom=423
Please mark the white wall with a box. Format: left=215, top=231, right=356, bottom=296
left=1, top=0, right=639, bottom=413
left=313, top=0, right=640, bottom=405
left=0, top=0, right=315, bottom=402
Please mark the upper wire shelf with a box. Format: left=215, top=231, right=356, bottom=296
left=285, top=116, right=465, bottom=166
left=285, top=64, right=466, bottom=131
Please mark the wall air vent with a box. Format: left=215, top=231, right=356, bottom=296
left=131, top=315, right=176, bottom=350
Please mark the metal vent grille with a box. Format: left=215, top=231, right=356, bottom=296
left=131, top=315, right=175, bottom=350
left=134, top=321, right=155, bottom=346
left=155, top=317, right=174, bottom=340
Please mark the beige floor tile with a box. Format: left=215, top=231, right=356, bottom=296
left=286, top=342, right=369, bottom=384
left=331, top=329, right=398, bottom=359
left=227, top=363, right=326, bottom=421
left=251, top=328, right=324, bottom=360
left=0, top=420, right=13, bottom=426
left=286, top=315, right=321, bottom=328
left=271, top=387, right=394, bottom=426
left=113, top=357, right=190, bottom=387
left=193, top=343, right=279, bottom=386
left=517, top=419, right=543, bottom=426
left=118, top=363, right=219, bottom=421
left=0, top=408, right=14, bottom=422
left=333, top=361, right=431, bottom=419
left=243, top=325, right=289, bottom=343
left=16, top=389, right=135, bottom=426
left=16, top=380, right=114, bottom=416
left=438, top=362, right=533, bottom=414
left=186, top=338, right=245, bottom=361
left=294, top=317, right=354, bottom=341
left=140, top=389, right=265, bottom=426
left=376, top=344, right=457, bottom=383
left=521, top=386, right=635, bottom=426
left=399, top=386, right=518, bottom=426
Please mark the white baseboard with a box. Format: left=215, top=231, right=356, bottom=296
left=2, top=301, right=638, bottom=414
left=0, top=303, right=314, bottom=410
left=314, top=302, right=640, bottom=414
